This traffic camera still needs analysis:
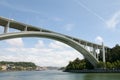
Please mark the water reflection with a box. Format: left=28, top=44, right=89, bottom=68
left=83, top=73, right=120, bottom=80
left=0, top=70, right=120, bottom=80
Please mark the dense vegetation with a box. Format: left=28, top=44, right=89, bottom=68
left=65, top=58, right=94, bottom=71
left=98, top=44, right=120, bottom=69
left=0, top=61, right=37, bottom=70
left=65, top=44, right=120, bottom=70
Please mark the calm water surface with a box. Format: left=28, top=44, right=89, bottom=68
left=0, top=70, right=120, bottom=80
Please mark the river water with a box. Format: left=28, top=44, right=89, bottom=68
left=0, top=70, right=120, bottom=80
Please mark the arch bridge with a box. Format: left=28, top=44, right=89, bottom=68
left=0, top=16, right=110, bottom=68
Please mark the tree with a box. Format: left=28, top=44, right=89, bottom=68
left=110, top=44, right=120, bottom=62
left=85, top=59, right=94, bottom=69
left=65, top=58, right=92, bottom=70
left=65, top=44, right=120, bottom=70
left=97, top=61, right=105, bottom=69
left=0, top=61, right=37, bottom=71
left=106, top=62, right=113, bottom=69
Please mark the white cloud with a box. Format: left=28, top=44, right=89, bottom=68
left=0, top=40, right=83, bottom=67
left=35, top=40, right=45, bottom=48
left=5, top=38, right=24, bottom=47
left=106, top=11, right=120, bottom=29
left=64, top=23, right=75, bottom=31
left=95, top=36, right=103, bottom=44
left=49, top=41, right=70, bottom=50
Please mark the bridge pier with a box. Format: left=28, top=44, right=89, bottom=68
left=85, top=42, right=88, bottom=49
left=93, top=47, right=97, bottom=59
left=102, top=42, right=105, bottom=63
left=40, top=29, right=42, bottom=32
left=4, top=21, right=10, bottom=33
left=96, top=46, right=99, bottom=60
left=90, top=44, right=93, bottom=53
left=24, top=26, right=28, bottom=31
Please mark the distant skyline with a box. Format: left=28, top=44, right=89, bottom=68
left=0, top=0, right=120, bottom=67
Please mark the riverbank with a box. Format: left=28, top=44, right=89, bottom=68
left=64, top=69, right=120, bottom=73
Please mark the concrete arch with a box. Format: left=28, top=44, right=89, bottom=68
left=0, top=31, right=99, bottom=67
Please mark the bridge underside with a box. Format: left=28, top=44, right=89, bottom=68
left=0, top=31, right=99, bottom=68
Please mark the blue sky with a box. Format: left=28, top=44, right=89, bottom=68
left=0, top=0, right=120, bottom=67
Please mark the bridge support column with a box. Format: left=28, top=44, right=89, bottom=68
left=4, top=21, right=10, bottom=33
left=24, top=26, right=28, bottom=31
left=90, top=44, right=93, bottom=53
left=40, top=29, right=42, bottom=32
left=85, top=42, right=88, bottom=49
left=83, top=42, right=87, bottom=49
left=105, top=48, right=108, bottom=54
left=102, top=42, right=105, bottom=63
left=96, top=46, right=99, bottom=60
left=93, top=47, right=97, bottom=58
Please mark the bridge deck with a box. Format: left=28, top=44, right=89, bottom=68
left=0, top=16, right=109, bottom=49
